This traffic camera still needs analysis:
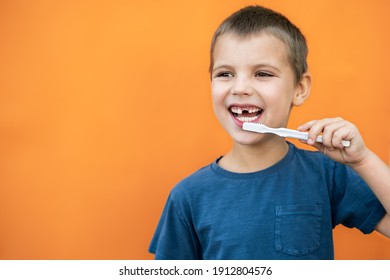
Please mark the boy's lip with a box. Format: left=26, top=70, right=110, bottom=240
left=228, top=103, right=264, bottom=127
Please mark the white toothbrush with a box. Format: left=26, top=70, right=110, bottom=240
left=242, top=123, right=350, bottom=148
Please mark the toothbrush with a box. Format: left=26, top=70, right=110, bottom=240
left=242, top=123, right=350, bottom=148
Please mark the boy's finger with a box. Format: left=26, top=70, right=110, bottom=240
left=297, top=120, right=317, bottom=131
left=306, top=117, right=344, bottom=144
left=298, top=117, right=341, bottom=132
left=321, top=120, right=348, bottom=148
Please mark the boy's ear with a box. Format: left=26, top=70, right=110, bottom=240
left=292, top=73, right=311, bottom=106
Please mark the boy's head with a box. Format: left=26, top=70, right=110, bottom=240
left=209, top=5, right=308, bottom=84
left=210, top=5, right=312, bottom=146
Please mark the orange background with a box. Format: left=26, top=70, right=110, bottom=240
left=0, top=0, right=389, bottom=259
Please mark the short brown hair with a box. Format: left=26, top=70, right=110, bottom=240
left=209, top=5, right=308, bottom=84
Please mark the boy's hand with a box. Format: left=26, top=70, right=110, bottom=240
left=297, top=117, right=370, bottom=168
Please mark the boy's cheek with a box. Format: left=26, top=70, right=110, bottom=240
left=211, top=80, right=227, bottom=93
left=211, top=91, right=226, bottom=108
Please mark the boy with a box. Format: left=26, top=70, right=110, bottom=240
left=149, top=5, right=390, bottom=259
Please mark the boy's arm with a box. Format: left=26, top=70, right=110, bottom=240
left=298, top=117, right=390, bottom=238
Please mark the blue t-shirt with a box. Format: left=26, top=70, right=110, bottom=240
left=149, top=143, right=386, bottom=259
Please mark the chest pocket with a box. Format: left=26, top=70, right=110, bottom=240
left=275, top=204, right=322, bottom=256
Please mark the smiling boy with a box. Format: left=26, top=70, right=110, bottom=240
left=149, top=5, right=390, bottom=259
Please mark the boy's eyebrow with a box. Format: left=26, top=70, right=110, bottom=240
left=211, top=64, right=231, bottom=72
left=252, top=63, right=281, bottom=73
left=212, top=63, right=281, bottom=73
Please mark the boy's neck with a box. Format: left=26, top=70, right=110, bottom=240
left=217, top=139, right=289, bottom=173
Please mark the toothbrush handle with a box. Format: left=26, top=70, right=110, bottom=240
left=280, top=128, right=350, bottom=148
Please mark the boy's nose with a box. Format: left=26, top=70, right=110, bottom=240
left=231, top=76, right=253, bottom=96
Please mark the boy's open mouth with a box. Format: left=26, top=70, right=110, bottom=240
left=229, top=105, right=264, bottom=123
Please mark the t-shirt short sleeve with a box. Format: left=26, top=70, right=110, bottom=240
left=148, top=190, right=201, bottom=259
left=330, top=162, right=386, bottom=234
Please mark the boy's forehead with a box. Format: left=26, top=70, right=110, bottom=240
left=213, top=33, right=290, bottom=66
left=215, top=32, right=287, bottom=52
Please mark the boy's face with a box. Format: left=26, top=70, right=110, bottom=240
left=211, top=32, right=307, bottom=146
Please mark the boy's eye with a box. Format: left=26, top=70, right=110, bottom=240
left=255, top=71, right=274, bottom=77
left=216, top=72, right=233, bottom=78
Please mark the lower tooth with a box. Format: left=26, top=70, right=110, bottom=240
left=238, top=116, right=258, bottom=122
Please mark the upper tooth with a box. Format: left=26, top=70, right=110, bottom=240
left=232, top=107, right=242, bottom=114
left=232, top=106, right=260, bottom=114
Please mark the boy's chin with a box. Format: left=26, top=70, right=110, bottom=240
left=231, top=133, right=263, bottom=146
